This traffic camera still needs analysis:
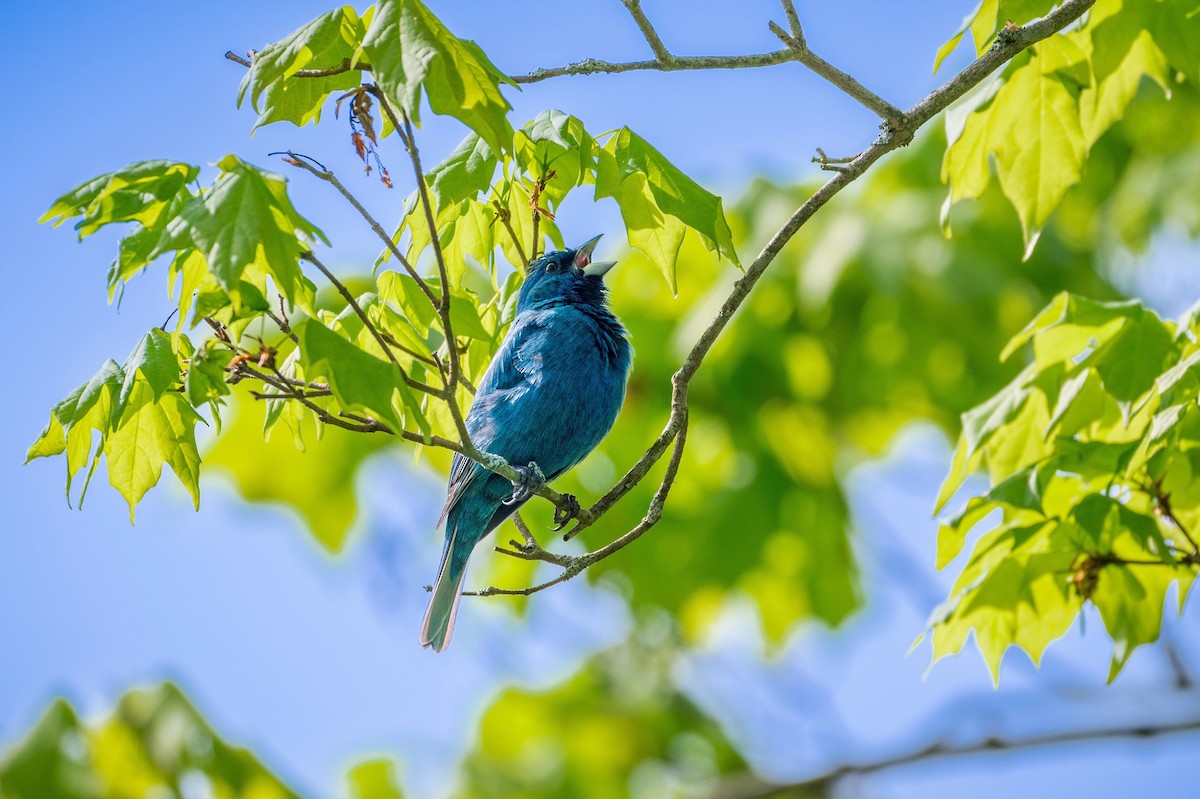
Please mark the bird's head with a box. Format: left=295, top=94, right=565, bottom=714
left=517, top=235, right=617, bottom=311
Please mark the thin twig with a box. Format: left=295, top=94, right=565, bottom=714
left=225, top=51, right=371, bottom=78
left=768, top=19, right=906, bottom=125
left=780, top=0, right=804, bottom=39
left=513, top=512, right=538, bottom=548
left=713, top=712, right=1200, bottom=799
left=299, top=251, right=440, bottom=396
left=530, top=204, right=541, bottom=261
left=514, top=51, right=797, bottom=84
left=813, top=146, right=859, bottom=172
left=620, top=0, right=673, bottom=64
left=1158, top=490, right=1200, bottom=555
left=395, top=108, right=458, bottom=367
left=278, top=151, right=439, bottom=308
left=480, top=417, right=688, bottom=596
left=492, top=199, right=529, bottom=265
left=251, top=389, right=332, bottom=400
left=237, top=363, right=464, bottom=449
left=263, top=307, right=300, bottom=347
left=377, top=330, right=439, bottom=367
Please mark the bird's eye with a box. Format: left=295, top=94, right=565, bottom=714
left=545, top=261, right=559, bottom=274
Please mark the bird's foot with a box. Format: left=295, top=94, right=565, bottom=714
left=550, top=494, right=581, bottom=532
left=503, top=461, right=546, bottom=506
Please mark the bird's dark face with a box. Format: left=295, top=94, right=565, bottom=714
left=517, top=235, right=617, bottom=312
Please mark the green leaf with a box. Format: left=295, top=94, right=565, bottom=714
left=943, top=42, right=1088, bottom=256
left=447, top=289, right=492, bottom=340
left=104, top=380, right=204, bottom=520
left=1154, top=347, right=1200, bottom=396
left=933, top=1, right=985, bottom=72
left=377, top=270, right=439, bottom=334
left=934, top=0, right=1061, bottom=72
left=167, top=155, right=324, bottom=313
left=1086, top=309, right=1176, bottom=417
left=0, top=685, right=302, bottom=799
left=185, top=344, right=234, bottom=407
left=25, top=414, right=66, bottom=463
left=515, top=110, right=597, bottom=211
left=361, top=0, right=515, bottom=155
left=106, top=200, right=188, bottom=297
left=375, top=269, right=490, bottom=342
left=1083, top=19, right=1170, bottom=146
left=425, top=132, right=499, bottom=208
left=929, top=520, right=1081, bottom=684
left=238, top=6, right=367, bottom=131
left=29, top=360, right=125, bottom=504
left=40, top=160, right=198, bottom=238
left=1092, top=562, right=1195, bottom=681
left=443, top=197, right=505, bottom=274
left=596, top=128, right=739, bottom=291
left=1070, top=494, right=1171, bottom=558
left=961, top=362, right=1037, bottom=459
left=994, top=59, right=1087, bottom=255
left=1148, top=0, right=1200, bottom=85
left=935, top=436, right=974, bottom=514
left=999, top=292, right=1140, bottom=365
left=972, top=0, right=1056, bottom=59
left=298, top=317, right=414, bottom=433
left=116, top=329, right=182, bottom=422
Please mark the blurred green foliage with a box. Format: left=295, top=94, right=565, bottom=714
left=454, top=627, right=746, bottom=799
left=0, top=685, right=300, bottom=799
left=19, top=0, right=1200, bottom=795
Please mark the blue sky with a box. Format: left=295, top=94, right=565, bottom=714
left=2, top=1, right=1197, bottom=797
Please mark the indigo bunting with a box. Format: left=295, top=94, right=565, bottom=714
left=420, top=236, right=633, bottom=651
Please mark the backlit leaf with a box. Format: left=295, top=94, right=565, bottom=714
left=596, top=128, right=739, bottom=292
left=361, top=0, right=515, bottom=155
left=238, top=6, right=367, bottom=131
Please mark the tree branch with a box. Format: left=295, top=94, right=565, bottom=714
left=513, top=51, right=796, bottom=84
left=516, top=0, right=907, bottom=130
left=619, top=0, right=673, bottom=64
left=225, top=50, right=371, bottom=77
left=553, top=0, right=1097, bottom=561
left=235, top=363, right=465, bottom=448
left=472, top=414, right=688, bottom=597
left=713, top=711, right=1200, bottom=799
left=298, top=250, right=410, bottom=375
left=768, top=19, right=905, bottom=124
left=491, top=198, right=530, bottom=265
left=1156, top=486, right=1200, bottom=555
left=277, top=151, right=440, bottom=309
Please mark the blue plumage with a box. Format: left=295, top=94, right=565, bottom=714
left=419, top=237, right=633, bottom=651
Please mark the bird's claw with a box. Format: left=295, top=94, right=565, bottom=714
left=550, top=494, right=581, bottom=532
left=503, top=461, right=546, bottom=506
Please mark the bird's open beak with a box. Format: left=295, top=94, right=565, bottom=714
left=583, top=259, right=617, bottom=277
left=576, top=234, right=617, bottom=277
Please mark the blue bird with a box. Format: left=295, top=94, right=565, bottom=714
left=420, top=235, right=633, bottom=651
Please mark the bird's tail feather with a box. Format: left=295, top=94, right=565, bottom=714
left=419, top=525, right=466, bottom=652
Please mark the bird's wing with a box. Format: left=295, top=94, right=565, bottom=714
left=473, top=314, right=549, bottom=397
left=439, top=315, right=548, bottom=524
